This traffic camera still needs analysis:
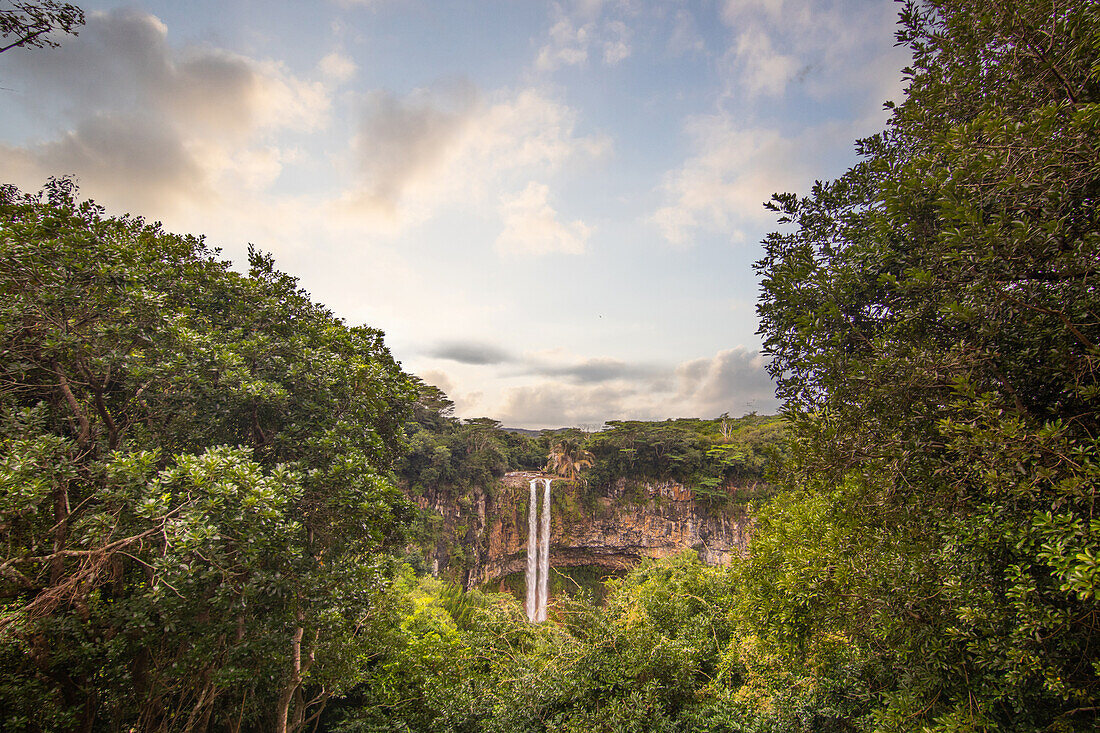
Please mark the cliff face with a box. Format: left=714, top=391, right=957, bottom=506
left=410, top=471, right=754, bottom=589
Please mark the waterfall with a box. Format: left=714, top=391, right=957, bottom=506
left=537, top=477, right=551, bottom=622
left=525, top=477, right=553, bottom=623
left=526, top=479, right=539, bottom=622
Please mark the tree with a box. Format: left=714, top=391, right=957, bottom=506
left=0, top=0, right=83, bottom=54
left=752, top=0, right=1100, bottom=729
left=0, top=180, right=417, bottom=731
left=545, top=439, right=594, bottom=484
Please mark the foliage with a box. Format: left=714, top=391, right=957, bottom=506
left=8, top=2, right=1095, bottom=729
left=326, top=554, right=745, bottom=733
left=0, top=180, right=417, bottom=731
left=397, top=406, right=783, bottom=583
left=584, top=415, right=786, bottom=502
left=0, top=0, right=84, bottom=54
left=544, top=439, right=595, bottom=484
left=397, top=386, right=547, bottom=499
left=751, top=0, right=1100, bottom=729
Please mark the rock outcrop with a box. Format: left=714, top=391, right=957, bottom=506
left=410, top=471, right=754, bottom=589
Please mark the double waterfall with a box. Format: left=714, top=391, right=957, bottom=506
left=526, top=478, right=553, bottom=622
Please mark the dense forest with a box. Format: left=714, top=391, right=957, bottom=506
left=398, top=387, right=783, bottom=500
left=397, top=398, right=782, bottom=584
left=2, top=0, right=1099, bottom=731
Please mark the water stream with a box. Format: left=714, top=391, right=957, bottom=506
left=526, top=477, right=553, bottom=622
left=526, top=479, right=539, bottom=622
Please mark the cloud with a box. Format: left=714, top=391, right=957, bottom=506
left=520, top=356, right=661, bottom=384
left=651, top=115, right=828, bottom=246
left=727, top=27, right=798, bottom=98
left=332, top=0, right=400, bottom=7
left=496, top=181, right=591, bottom=256
left=0, top=8, right=330, bottom=215
left=416, top=368, right=484, bottom=416
left=667, top=9, right=706, bottom=56
left=536, top=16, right=592, bottom=71
left=318, top=51, right=358, bottom=84
left=647, top=0, right=911, bottom=247
left=602, top=20, right=632, bottom=65
left=349, top=80, right=479, bottom=215
left=717, top=0, right=819, bottom=100
left=470, top=89, right=611, bottom=172
left=534, top=1, right=633, bottom=73
left=715, top=0, right=906, bottom=102
left=720, top=0, right=805, bottom=28
left=673, top=347, right=777, bottom=417
left=491, top=347, right=778, bottom=429
left=417, top=369, right=456, bottom=395
left=428, top=341, right=514, bottom=365
left=495, top=382, right=642, bottom=429
left=340, top=85, right=608, bottom=227
left=0, top=113, right=205, bottom=214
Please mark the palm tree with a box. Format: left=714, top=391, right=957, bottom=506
left=545, top=439, right=595, bottom=484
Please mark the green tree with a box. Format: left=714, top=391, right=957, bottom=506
left=0, top=180, right=417, bottom=731
left=0, top=0, right=83, bottom=54
left=545, top=439, right=595, bottom=484
left=753, top=0, right=1100, bottom=729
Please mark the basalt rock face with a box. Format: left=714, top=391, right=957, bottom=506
left=409, top=471, right=754, bottom=590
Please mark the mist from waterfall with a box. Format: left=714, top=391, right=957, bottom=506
left=525, top=477, right=552, bottom=622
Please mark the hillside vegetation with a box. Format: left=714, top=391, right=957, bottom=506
left=1, top=1, right=1098, bottom=731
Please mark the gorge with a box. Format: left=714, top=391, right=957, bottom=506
left=409, top=470, right=757, bottom=595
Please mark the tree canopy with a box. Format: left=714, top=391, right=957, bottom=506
left=0, top=1, right=83, bottom=54
left=3, top=1, right=1098, bottom=730
left=0, top=179, right=417, bottom=731
left=751, top=0, right=1100, bottom=728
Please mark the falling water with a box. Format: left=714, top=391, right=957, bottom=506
left=537, top=477, right=551, bottom=622
left=525, top=477, right=553, bottom=623
left=526, top=479, right=539, bottom=622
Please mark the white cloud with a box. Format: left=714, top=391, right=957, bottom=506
left=667, top=9, right=705, bottom=56
left=602, top=20, right=632, bottom=65
left=348, top=80, right=480, bottom=215
left=0, top=8, right=330, bottom=215
left=332, top=0, right=398, bottom=7
left=418, top=369, right=456, bottom=396
left=340, top=85, right=608, bottom=228
left=728, top=28, right=798, bottom=98
left=534, top=1, right=633, bottom=73
left=652, top=0, right=910, bottom=247
left=651, top=115, right=823, bottom=246
left=496, top=181, right=591, bottom=256
left=495, top=382, right=640, bottom=428
left=536, top=16, right=592, bottom=71
left=0, top=113, right=205, bottom=214
left=715, top=0, right=905, bottom=103
left=415, top=369, right=486, bottom=417
left=318, top=50, right=358, bottom=84
left=720, top=0, right=804, bottom=27
left=470, top=88, right=612, bottom=171
left=673, top=346, right=776, bottom=417
left=490, top=346, right=777, bottom=429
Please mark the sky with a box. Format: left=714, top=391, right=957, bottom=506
left=0, top=0, right=911, bottom=429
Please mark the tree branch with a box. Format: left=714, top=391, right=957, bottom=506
left=52, top=360, right=90, bottom=446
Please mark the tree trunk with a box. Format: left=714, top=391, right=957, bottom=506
left=273, top=623, right=303, bottom=733
left=275, top=606, right=318, bottom=733
left=51, top=480, right=71, bottom=585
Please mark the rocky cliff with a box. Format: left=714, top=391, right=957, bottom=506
left=410, top=471, right=755, bottom=589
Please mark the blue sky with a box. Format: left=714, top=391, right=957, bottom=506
left=0, top=0, right=911, bottom=428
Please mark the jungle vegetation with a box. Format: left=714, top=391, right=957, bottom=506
left=1, top=0, right=1098, bottom=730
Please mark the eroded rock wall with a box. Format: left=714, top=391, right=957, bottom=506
left=410, top=471, right=754, bottom=589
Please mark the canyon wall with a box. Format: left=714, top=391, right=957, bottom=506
left=410, top=471, right=755, bottom=590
